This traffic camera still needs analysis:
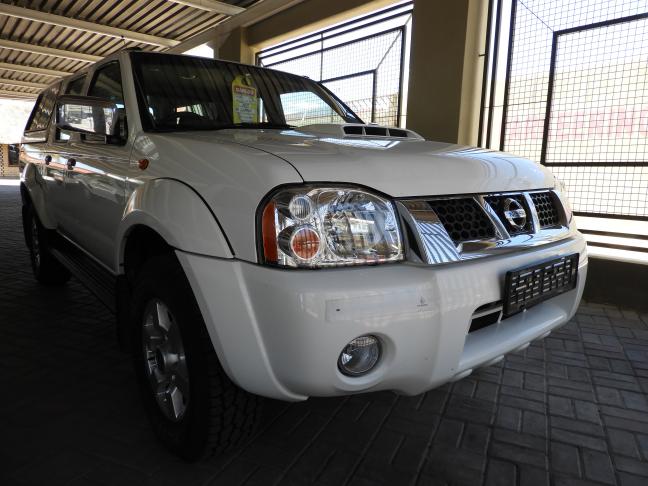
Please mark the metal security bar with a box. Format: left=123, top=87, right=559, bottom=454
left=481, top=0, right=648, bottom=253
left=256, top=2, right=412, bottom=127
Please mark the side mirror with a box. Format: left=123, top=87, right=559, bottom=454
left=56, top=95, right=120, bottom=138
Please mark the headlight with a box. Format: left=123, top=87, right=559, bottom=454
left=260, top=185, right=403, bottom=268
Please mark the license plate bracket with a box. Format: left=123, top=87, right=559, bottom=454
left=503, top=254, right=579, bottom=317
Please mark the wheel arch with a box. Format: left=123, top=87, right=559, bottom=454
left=115, top=178, right=234, bottom=273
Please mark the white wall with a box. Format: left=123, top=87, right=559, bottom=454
left=0, top=99, right=34, bottom=144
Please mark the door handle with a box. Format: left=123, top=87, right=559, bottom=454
left=67, top=158, right=76, bottom=169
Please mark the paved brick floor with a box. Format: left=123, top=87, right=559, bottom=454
left=2, top=184, right=648, bottom=486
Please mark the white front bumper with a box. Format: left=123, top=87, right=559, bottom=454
left=177, top=234, right=587, bottom=401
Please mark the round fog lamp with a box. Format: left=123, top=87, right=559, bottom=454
left=338, top=335, right=381, bottom=376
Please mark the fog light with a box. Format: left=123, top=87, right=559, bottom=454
left=338, top=335, right=381, bottom=376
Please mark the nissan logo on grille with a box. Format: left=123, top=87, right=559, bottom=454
left=503, top=198, right=527, bottom=230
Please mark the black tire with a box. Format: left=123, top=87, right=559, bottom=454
left=130, top=254, right=261, bottom=461
left=23, top=205, right=71, bottom=286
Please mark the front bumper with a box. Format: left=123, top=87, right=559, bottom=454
left=177, top=234, right=587, bottom=401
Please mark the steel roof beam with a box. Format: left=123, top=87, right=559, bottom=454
left=0, top=39, right=102, bottom=62
left=0, top=4, right=180, bottom=48
left=0, top=61, right=71, bottom=77
left=167, top=0, right=306, bottom=53
left=0, top=78, right=47, bottom=89
left=167, top=0, right=245, bottom=16
left=0, top=89, right=37, bottom=99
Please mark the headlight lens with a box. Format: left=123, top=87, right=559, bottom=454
left=260, top=186, right=403, bottom=268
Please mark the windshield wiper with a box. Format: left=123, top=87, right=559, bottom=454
left=213, top=122, right=295, bottom=130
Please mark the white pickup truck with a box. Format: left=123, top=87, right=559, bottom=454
left=20, top=50, right=587, bottom=460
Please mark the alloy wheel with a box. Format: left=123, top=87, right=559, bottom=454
left=142, top=299, right=190, bottom=422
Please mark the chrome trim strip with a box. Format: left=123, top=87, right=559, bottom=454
left=398, top=201, right=461, bottom=264
left=523, top=192, right=541, bottom=234
left=477, top=195, right=509, bottom=240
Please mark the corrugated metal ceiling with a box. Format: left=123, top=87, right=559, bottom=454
left=0, top=0, right=260, bottom=98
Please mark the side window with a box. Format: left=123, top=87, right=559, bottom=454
left=87, top=62, right=126, bottom=142
left=25, top=83, right=60, bottom=133
left=57, top=75, right=87, bottom=141
left=65, top=75, right=86, bottom=96
left=88, top=62, right=124, bottom=106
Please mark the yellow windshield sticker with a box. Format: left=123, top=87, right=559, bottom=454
left=232, top=74, right=258, bottom=124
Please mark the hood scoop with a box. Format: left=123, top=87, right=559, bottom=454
left=298, top=123, right=425, bottom=140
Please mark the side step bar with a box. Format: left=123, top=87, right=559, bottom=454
left=50, top=235, right=117, bottom=313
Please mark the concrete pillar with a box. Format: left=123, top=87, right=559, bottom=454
left=406, top=0, right=487, bottom=145
left=459, top=0, right=489, bottom=146
left=217, top=27, right=254, bottom=64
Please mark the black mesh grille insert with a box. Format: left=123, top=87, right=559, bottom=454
left=485, top=194, right=534, bottom=235
left=428, top=198, right=496, bottom=245
left=530, top=192, right=561, bottom=228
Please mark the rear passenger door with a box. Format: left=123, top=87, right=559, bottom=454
left=50, top=74, right=88, bottom=232
left=61, top=61, right=130, bottom=268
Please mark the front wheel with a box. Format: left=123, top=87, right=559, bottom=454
left=131, top=254, right=261, bottom=460
left=24, top=205, right=70, bottom=286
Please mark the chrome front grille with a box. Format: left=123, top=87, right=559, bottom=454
left=398, top=190, right=569, bottom=265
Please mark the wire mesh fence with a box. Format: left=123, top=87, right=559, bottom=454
left=497, top=0, right=648, bottom=222
left=256, top=3, right=412, bottom=127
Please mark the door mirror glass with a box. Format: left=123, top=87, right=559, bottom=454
left=56, top=95, right=119, bottom=138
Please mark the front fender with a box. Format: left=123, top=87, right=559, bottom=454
left=116, top=178, right=233, bottom=270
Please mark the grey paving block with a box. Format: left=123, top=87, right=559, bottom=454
left=550, top=442, right=581, bottom=476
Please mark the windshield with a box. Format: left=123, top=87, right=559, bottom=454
left=131, top=52, right=362, bottom=132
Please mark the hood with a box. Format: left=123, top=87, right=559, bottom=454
left=214, top=128, right=555, bottom=197
left=131, top=128, right=555, bottom=263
